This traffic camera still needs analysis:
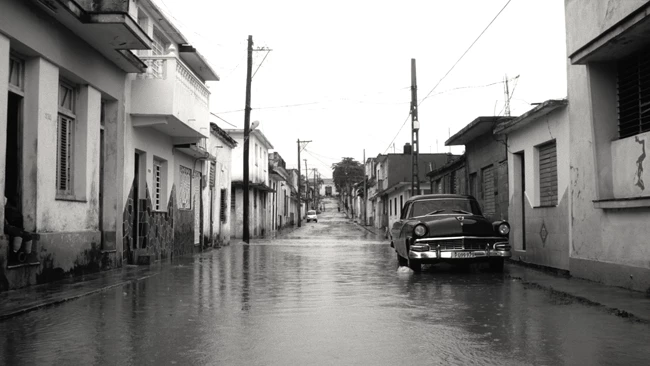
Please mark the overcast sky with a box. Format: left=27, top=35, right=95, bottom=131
left=154, top=0, right=567, bottom=178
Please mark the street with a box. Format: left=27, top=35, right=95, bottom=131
left=1, top=198, right=649, bottom=366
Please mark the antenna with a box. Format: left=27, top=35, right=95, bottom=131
left=503, top=74, right=511, bottom=117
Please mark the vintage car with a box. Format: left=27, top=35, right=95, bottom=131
left=390, top=194, right=511, bottom=272
left=306, top=210, right=318, bottom=223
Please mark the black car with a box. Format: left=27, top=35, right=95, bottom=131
left=390, top=194, right=511, bottom=272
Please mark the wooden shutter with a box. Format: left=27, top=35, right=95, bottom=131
left=209, top=161, right=216, bottom=188
left=539, top=141, right=558, bottom=206
left=220, top=189, right=227, bottom=222
left=57, top=115, right=73, bottom=194
left=617, top=50, right=650, bottom=138
left=482, top=165, right=495, bottom=214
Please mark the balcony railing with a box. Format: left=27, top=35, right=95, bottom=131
left=131, top=55, right=210, bottom=138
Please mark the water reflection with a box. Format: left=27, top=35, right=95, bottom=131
left=1, top=237, right=649, bottom=366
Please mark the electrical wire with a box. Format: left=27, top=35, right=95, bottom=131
left=419, top=0, right=513, bottom=106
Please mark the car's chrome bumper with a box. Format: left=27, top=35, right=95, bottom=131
left=408, top=249, right=511, bottom=260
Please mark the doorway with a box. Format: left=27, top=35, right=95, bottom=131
left=513, top=152, right=526, bottom=251
left=5, top=92, right=23, bottom=209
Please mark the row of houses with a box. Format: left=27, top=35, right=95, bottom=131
left=351, top=0, right=650, bottom=292
left=0, top=0, right=306, bottom=292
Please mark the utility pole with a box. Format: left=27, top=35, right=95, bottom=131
left=363, top=149, right=367, bottom=226
left=296, top=139, right=311, bottom=227
left=304, top=159, right=309, bottom=210
left=243, top=35, right=253, bottom=243
left=503, top=74, right=511, bottom=117
left=312, top=168, right=317, bottom=211
left=410, top=58, right=421, bottom=196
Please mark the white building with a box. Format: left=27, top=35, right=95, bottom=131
left=124, top=0, right=219, bottom=264
left=207, top=123, right=237, bottom=247
left=0, top=0, right=149, bottom=289
left=565, top=0, right=650, bottom=291
left=226, top=129, right=274, bottom=239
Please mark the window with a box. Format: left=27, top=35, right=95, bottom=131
left=255, top=143, right=259, bottom=166
left=538, top=141, right=558, bottom=206
left=209, top=161, right=216, bottom=188
left=153, top=157, right=167, bottom=211
left=254, top=189, right=257, bottom=209
left=8, top=55, right=24, bottom=93
left=389, top=199, right=392, bottom=216
left=57, top=82, right=76, bottom=197
left=469, top=173, right=478, bottom=197
left=399, top=195, right=403, bottom=216
left=179, top=165, right=192, bottom=210
left=394, top=198, right=397, bottom=216
left=231, top=189, right=236, bottom=209
left=617, top=49, right=650, bottom=138
left=481, top=165, right=495, bottom=214
left=220, top=189, right=227, bottom=222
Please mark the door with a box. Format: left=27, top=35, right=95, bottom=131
left=131, top=152, right=140, bottom=263
left=99, top=120, right=104, bottom=248
left=193, top=170, right=201, bottom=245
left=5, top=92, right=22, bottom=209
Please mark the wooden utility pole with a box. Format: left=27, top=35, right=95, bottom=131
left=410, top=58, right=421, bottom=196
left=242, top=35, right=253, bottom=243
left=303, top=159, right=309, bottom=210
left=296, top=139, right=311, bottom=227
left=363, top=149, right=367, bottom=226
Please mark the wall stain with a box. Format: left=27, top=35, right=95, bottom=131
left=634, top=136, right=646, bottom=191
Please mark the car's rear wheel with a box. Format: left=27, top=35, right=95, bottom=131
left=489, top=258, right=504, bottom=272
left=408, top=258, right=421, bottom=272
left=397, top=252, right=407, bottom=267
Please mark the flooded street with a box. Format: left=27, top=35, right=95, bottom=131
left=1, top=200, right=649, bottom=366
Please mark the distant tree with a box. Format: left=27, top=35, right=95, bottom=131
left=331, top=157, right=364, bottom=215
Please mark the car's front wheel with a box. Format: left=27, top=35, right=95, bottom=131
left=489, top=258, right=504, bottom=272
left=408, top=258, right=421, bottom=272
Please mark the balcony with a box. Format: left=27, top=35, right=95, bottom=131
left=131, top=54, right=211, bottom=140
left=31, top=0, right=150, bottom=72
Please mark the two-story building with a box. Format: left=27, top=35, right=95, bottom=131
left=0, top=0, right=152, bottom=289
left=564, top=0, right=650, bottom=291
left=269, top=152, right=293, bottom=231
left=124, top=0, right=219, bottom=264
left=226, top=129, right=274, bottom=239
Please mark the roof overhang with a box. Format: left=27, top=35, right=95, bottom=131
left=494, top=99, right=568, bottom=135
left=231, top=181, right=275, bottom=192
left=446, top=116, right=515, bottom=146
left=569, top=2, right=650, bottom=65
left=32, top=0, right=151, bottom=73
left=179, top=45, right=220, bottom=81
left=173, top=143, right=215, bottom=161
left=426, top=155, right=466, bottom=178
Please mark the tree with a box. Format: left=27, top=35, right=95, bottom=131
left=331, top=158, right=364, bottom=215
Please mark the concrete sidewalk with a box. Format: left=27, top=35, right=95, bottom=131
left=0, top=264, right=160, bottom=320
left=352, top=219, right=650, bottom=323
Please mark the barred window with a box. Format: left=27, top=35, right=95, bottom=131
left=538, top=141, right=558, bottom=206
left=220, top=189, right=227, bottom=222
left=617, top=49, right=650, bottom=138
left=56, top=82, right=76, bottom=197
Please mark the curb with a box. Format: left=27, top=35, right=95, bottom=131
left=0, top=272, right=159, bottom=321
left=505, top=268, right=649, bottom=324
left=353, top=221, right=387, bottom=238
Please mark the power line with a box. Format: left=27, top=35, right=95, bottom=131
left=419, top=0, right=513, bottom=106
left=382, top=112, right=411, bottom=154
left=209, top=112, right=237, bottom=127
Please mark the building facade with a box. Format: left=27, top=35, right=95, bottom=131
left=207, top=123, right=236, bottom=247
left=124, top=0, right=219, bottom=264
left=226, top=129, right=274, bottom=239
left=0, top=0, right=150, bottom=289
left=446, top=117, right=513, bottom=222
left=495, top=99, right=570, bottom=271
left=565, top=0, right=650, bottom=291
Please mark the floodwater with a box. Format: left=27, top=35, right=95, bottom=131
left=1, top=199, right=650, bottom=366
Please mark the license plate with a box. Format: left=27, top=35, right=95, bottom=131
left=452, top=252, right=475, bottom=258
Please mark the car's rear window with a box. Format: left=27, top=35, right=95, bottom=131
left=410, top=199, right=481, bottom=217
left=307, top=210, right=316, bottom=215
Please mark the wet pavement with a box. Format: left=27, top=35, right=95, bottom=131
left=2, top=198, right=650, bottom=365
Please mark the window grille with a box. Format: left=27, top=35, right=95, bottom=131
left=153, top=160, right=162, bottom=210
left=57, top=115, right=73, bottom=194
left=539, top=141, right=558, bottom=206
left=220, top=189, right=227, bottom=222
left=617, top=50, right=650, bottom=138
